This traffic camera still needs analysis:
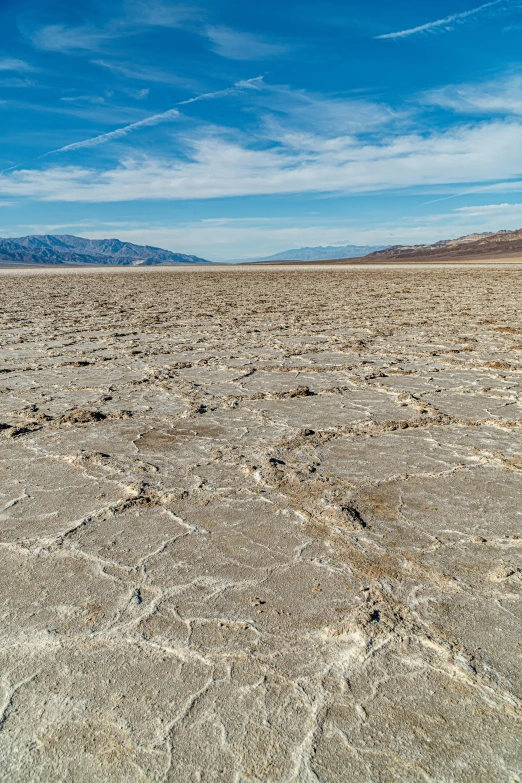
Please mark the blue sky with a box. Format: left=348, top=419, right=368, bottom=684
left=1, top=0, right=522, bottom=259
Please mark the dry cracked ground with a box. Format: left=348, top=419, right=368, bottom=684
left=0, top=265, right=521, bottom=783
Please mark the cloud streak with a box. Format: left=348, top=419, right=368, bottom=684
left=43, top=78, right=264, bottom=155
left=178, top=76, right=264, bottom=105
left=26, top=7, right=286, bottom=63
left=92, top=59, right=197, bottom=88
left=376, top=0, right=506, bottom=39
left=43, top=108, right=181, bottom=154
left=204, top=26, right=288, bottom=60
left=0, top=57, right=37, bottom=72
left=424, top=73, right=522, bottom=115
left=27, top=23, right=124, bottom=52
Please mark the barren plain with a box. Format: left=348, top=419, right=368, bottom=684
left=1, top=264, right=521, bottom=782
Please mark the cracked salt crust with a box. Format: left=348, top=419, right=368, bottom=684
left=0, top=265, right=521, bottom=782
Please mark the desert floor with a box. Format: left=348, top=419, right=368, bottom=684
left=1, top=265, right=521, bottom=782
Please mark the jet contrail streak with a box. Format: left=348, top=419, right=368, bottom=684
left=376, top=0, right=505, bottom=39
left=43, top=76, right=264, bottom=156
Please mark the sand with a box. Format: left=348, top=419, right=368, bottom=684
left=1, top=264, right=521, bottom=782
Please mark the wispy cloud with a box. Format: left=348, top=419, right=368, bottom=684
left=254, top=83, right=397, bottom=138
left=0, top=76, right=37, bottom=89
left=23, top=2, right=194, bottom=54
left=93, top=59, right=197, bottom=88
left=425, top=73, right=522, bottom=115
left=455, top=201, right=522, bottom=216
left=25, top=5, right=288, bottom=66
left=123, top=87, right=150, bottom=100
left=0, top=57, right=37, bottom=72
left=27, top=23, right=124, bottom=52
left=127, top=0, right=200, bottom=28
left=24, top=3, right=193, bottom=52
left=376, top=0, right=507, bottom=39
left=4, top=118, right=522, bottom=203
left=60, top=95, right=107, bottom=105
left=205, top=26, right=288, bottom=59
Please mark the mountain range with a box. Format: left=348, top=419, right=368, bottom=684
left=2, top=228, right=522, bottom=267
left=248, top=229, right=522, bottom=264
left=0, top=235, right=211, bottom=266
left=241, top=243, right=387, bottom=263
left=365, top=229, right=522, bottom=262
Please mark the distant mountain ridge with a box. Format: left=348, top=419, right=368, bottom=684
left=249, top=229, right=522, bottom=265
left=243, top=243, right=388, bottom=263
left=366, top=229, right=522, bottom=261
left=0, top=234, right=211, bottom=266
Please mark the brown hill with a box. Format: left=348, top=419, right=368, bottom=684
left=365, top=228, right=522, bottom=261
left=244, top=228, right=522, bottom=265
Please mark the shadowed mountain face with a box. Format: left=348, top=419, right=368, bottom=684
left=0, top=234, right=211, bottom=266
left=366, top=229, right=522, bottom=261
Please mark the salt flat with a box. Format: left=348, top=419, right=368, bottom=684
left=1, top=265, right=521, bottom=782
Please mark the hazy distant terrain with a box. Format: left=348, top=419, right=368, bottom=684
left=241, top=243, right=387, bottom=262
left=243, top=229, right=522, bottom=265
left=0, top=234, right=211, bottom=266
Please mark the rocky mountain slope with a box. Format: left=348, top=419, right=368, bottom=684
left=0, top=234, right=211, bottom=265
left=366, top=229, right=522, bottom=261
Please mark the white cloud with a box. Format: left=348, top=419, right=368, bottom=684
left=60, top=95, right=107, bottom=105
left=454, top=202, right=522, bottom=217
left=254, top=83, right=398, bottom=137
left=3, top=119, right=522, bottom=203
left=25, top=2, right=195, bottom=53
left=425, top=73, right=522, bottom=115
left=125, top=0, right=199, bottom=28
left=92, top=59, right=197, bottom=88
left=205, top=26, right=288, bottom=60
left=25, top=3, right=193, bottom=54
left=376, top=0, right=507, bottom=39
left=27, top=24, right=121, bottom=52
left=0, top=57, right=37, bottom=72
left=26, top=7, right=277, bottom=66
left=0, top=76, right=37, bottom=89
left=123, top=87, right=150, bottom=100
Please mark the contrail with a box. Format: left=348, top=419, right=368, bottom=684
left=178, top=76, right=263, bottom=105
left=42, top=108, right=181, bottom=155
left=375, top=0, right=505, bottom=39
left=43, top=76, right=264, bottom=157
left=421, top=180, right=522, bottom=206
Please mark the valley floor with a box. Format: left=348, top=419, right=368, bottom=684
left=1, top=265, right=521, bottom=782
